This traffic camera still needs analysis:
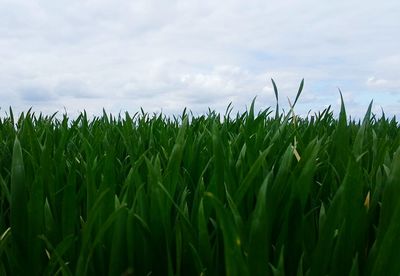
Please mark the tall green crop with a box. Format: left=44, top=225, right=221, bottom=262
left=10, top=137, right=29, bottom=275
left=0, top=82, right=399, bottom=275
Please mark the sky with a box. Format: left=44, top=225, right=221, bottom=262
left=1, top=0, right=399, bottom=119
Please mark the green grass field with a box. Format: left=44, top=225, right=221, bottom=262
left=1, top=84, right=400, bottom=275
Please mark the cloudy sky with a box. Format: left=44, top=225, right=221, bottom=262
left=1, top=0, right=399, bottom=118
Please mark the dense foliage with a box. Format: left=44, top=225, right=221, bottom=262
left=0, top=88, right=400, bottom=275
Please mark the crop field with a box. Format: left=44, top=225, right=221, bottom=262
left=0, top=85, right=400, bottom=275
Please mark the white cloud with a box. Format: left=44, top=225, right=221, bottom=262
left=0, top=0, right=399, bottom=118
left=366, top=77, right=389, bottom=87
left=367, top=77, right=400, bottom=90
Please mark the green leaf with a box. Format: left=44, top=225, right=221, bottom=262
left=271, top=78, right=279, bottom=119
left=248, top=173, right=273, bottom=275
left=293, top=78, right=304, bottom=108
left=39, top=234, right=74, bottom=276
left=205, top=192, right=248, bottom=276
left=108, top=207, right=128, bottom=276
left=197, top=198, right=212, bottom=270
left=234, top=146, right=270, bottom=204
left=0, top=174, right=10, bottom=205
left=369, top=148, right=400, bottom=276
left=10, top=137, right=28, bottom=267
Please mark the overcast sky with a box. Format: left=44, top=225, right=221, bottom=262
left=1, top=0, right=399, bottom=118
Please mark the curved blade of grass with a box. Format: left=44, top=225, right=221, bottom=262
left=197, top=198, right=212, bottom=270
left=0, top=227, right=11, bottom=257
left=353, top=100, right=373, bottom=157
left=205, top=192, right=248, bottom=276
left=10, top=137, right=28, bottom=265
left=369, top=148, right=400, bottom=275
left=75, top=188, right=111, bottom=274
left=349, top=254, right=359, bottom=276
left=271, top=78, right=279, bottom=119
left=233, top=146, right=270, bottom=204
left=310, top=157, right=364, bottom=276
left=108, top=207, right=128, bottom=276
left=248, top=172, right=273, bottom=275
left=78, top=206, right=127, bottom=275
left=293, top=79, right=304, bottom=108
left=39, top=234, right=74, bottom=276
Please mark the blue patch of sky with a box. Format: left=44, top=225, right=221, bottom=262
left=19, top=86, right=53, bottom=102
left=243, top=50, right=291, bottom=70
